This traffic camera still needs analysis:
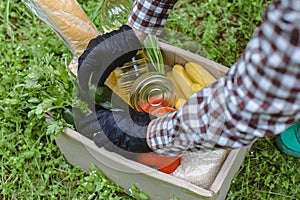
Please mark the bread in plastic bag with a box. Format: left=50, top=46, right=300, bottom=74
left=22, top=0, right=100, bottom=58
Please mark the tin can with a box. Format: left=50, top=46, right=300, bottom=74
left=130, top=72, right=177, bottom=113
left=113, top=50, right=177, bottom=113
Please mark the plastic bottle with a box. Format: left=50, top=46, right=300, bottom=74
left=100, top=0, right=132, bottom=32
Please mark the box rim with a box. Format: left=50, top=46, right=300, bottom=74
left=59, top=41, right=247, bottom=198
left=63, top=127, right=217, bottom=197
left=158, top=41, right=229, bottom=75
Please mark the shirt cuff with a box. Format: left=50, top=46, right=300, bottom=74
left=128, top=0, right=178, bottom=35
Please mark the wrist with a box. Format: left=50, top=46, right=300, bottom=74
left=146, top=120, right=155, bottom=150
left=126, top=22, right=147, bottom=44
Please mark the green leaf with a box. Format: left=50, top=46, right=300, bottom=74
left=28, top=97, right=40, bottom=103
left=22, top=150, right=35, bottom=159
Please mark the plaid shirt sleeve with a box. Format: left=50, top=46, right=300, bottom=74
left=148, top=0, right=300, bottom=156
left=128, top=0, right=178, bottom=35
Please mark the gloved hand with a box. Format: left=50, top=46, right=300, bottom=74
left=77, top=25, right=142, bottom=107
left=76, top=25, right=153, bottom=154
left=77, top=108, right=153, bottom=154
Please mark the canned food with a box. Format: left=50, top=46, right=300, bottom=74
left=130, top=72, right=177, bottom=113
left=111, top=49, right=177, bottom=113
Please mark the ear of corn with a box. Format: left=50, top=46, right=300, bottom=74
left=167, top=62, right=217, bottom=109
left=175, top=98, right=187, bottom=109
left=166, top=71, right=186, bottom=100
left=191, top=83, right=204, bottom=93
left=172, top=64, right=194, bottom=99
left=185, top=62, right=216, bottom=86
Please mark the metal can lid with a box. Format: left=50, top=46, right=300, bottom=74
left=130, top=72, right=177, bottom=113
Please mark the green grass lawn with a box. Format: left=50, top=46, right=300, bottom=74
left=1, top=0, right=299, bottom=199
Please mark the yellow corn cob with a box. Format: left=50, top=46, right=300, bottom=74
left=175, top=98, right=187, bottom=109
left=185, top=62, right=217, bottom=86
left=172, top=64, right=194, bottom=99
left=166, top=71, right=186, bottom=100
left=191, top=83, right=204, bottom=93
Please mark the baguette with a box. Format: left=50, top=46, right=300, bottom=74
left=26, top=0, right=100, bottom=57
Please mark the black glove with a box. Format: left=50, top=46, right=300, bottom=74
left=76, top=25, right=152, bottom=155
left=77, top=25, right=142, bottom=110
left=77, top=25, right=142, bottom=107
left=77, top=108, right=153, bottom=154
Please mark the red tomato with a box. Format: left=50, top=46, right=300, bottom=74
left=158, top=157, right=181, bottom=174
left=140, top=95, right=162, bottom=113
left=140, top=95, right=176, bottom=116
left=136, top=152, right=181, bottom=174
left=149, top=106, right=176, bottom=117
left=137, top=99, right=179, bottom=173
left=140, top=102, right=151, bottom=113
left=148, top=95, right=163, bottom=105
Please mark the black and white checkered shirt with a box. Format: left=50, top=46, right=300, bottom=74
left=129, top=0, right=300, bottom=156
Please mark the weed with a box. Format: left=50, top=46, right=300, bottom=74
left=0, top=0, right=134, bottom=199
left=1, top=0, right=299, bottom=200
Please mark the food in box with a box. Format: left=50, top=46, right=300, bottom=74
left=56, top=42, right=248, bottom=200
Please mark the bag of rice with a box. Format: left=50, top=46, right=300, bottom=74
left=172, top=149, right=229, bottom=189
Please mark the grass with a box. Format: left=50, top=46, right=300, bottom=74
left=0, top=0, right=299, bottom=199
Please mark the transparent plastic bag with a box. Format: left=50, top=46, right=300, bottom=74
left=101, top=0, right=131, bottom=33
left=22, top=0, right=100, bottom=58
left=172, top=149, right=229, bottom=189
